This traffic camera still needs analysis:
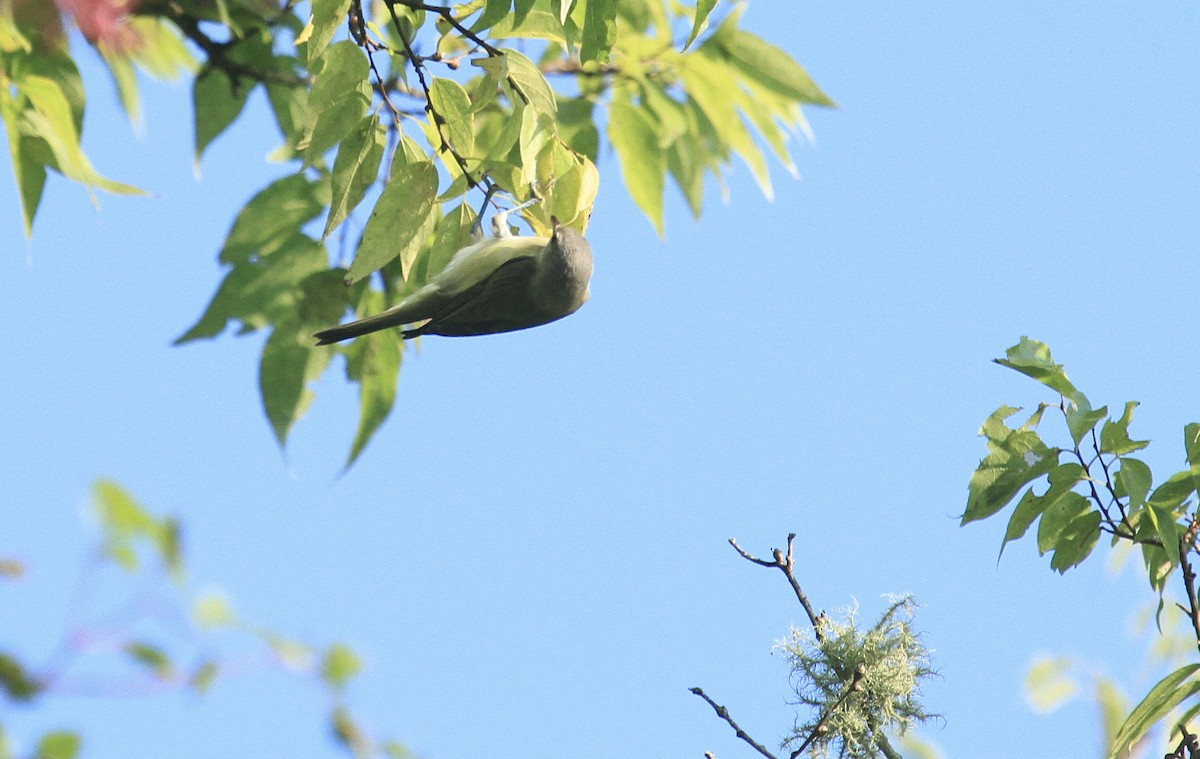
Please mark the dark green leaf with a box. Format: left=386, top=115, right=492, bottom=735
left=0, top=652, right=41, bottom=701
left=557, top=97, right=599, bottom=160
left=1115, top=458, right=1151, bottom=509
left=1000, top=489, right=1044, bottom=557
left=1144, top=503, right=1181, bottom=569
left=1148, top=469, right=1195, bottom=511
left=194, top=68, right=251, bottom=161
left=125, top=642, right=173, bottom=679
left=1108, top=664, right=1200, bottom=759
left=346, top=160, right=439, bottom=284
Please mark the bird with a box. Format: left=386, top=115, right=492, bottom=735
left=313, top=216, right=593, bottom=345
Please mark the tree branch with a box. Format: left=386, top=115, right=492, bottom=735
left=729, top=534, right=823, bottom=639
left=689, top=687, right=778, bottom=759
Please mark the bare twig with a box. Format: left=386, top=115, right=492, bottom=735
left=1179, top=533, right=1200, bottom=654
left=689, top=687, right=778, bottom=759
left=729, top=534, right=823, bottom=639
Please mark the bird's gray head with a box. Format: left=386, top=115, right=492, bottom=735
left=536, top=220, right=594, bottom=312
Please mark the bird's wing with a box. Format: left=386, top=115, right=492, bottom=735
left=414, top=255, right=544, bottom=337
left=434, top=236, right=548, bottom=296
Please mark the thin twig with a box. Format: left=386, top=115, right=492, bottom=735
left=788, top=664, right=865, bottom=759
left=1179, top=534, right=1200, bottom=654
left=729, top=534, right=823, bottom=639
left=689, top=687, right=778, bottom=759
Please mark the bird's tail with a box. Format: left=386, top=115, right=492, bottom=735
left=313, top=309, right=421, bottom=345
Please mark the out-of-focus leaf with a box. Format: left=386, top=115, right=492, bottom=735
left=502, top=50, right=556, bottom=116
left=346, top=159, right=438, bottom=283
left=260, top=321, right=333, bottom=446
left=125, top=642, right=174, bottom=679
left=608, top=93, right=664, bottom=235
left=683, top=0, right=717, bottom=50
left=487, top=10, right=566, bottom=43
left=192, top=591, right=236, bottom=628
left=343, top=314, right=402, bottom=468
left=305, top=0, right=353, bottom=64
left=34, top=732, right=79, bottom=759
left=580, top=0, right=616, bottom=63
left=471, top=0, right=512, bottom=32
left=177, top=233, right=329, bottom=342
left=429, top=77, right=474, bottom=157
left=0, top=652, right=41, bottom=701
left=194, top=68, right=252, bottom=162
left=1025, top=656, right=1079, bottom=714
left=708, top=26, right=834, bottom=106
left=320, top=643, right=363, bottom=691
left=1108, top=664, right=1200, bottom=759
left=323, top=114, right=386, bottom=240
left=299, top=41, right=371, bottom=163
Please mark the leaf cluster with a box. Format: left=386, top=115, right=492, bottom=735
left=4, top=0, right=830, bottom=464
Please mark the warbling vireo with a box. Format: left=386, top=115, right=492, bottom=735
left=313, top=214, right=593, bottom=345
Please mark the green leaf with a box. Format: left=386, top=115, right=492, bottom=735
left=1034, top=470, right=1087, bottom=552
left=1115, top=458, right=1152, bottom=509
left=0, top=652, right=41, bottom=701
left=501, top=50, right=557, bottom=116
left=320, top=643, right=363, bottom=691
left=323, top=114, right=386, bottom=241
left=487, top=9, right=566, bottom=43
left=708, top=27, right=834, bottom=107
left=194, top=68, right=252, bottom=162
left=34, top=732, right=79, bottom=759
left=964, top=405, right=1058, bottom=524
left=684, top=0, right=717, bottom=50
left=1183, top=423, right=1200, bottom=496
left=1, top=91, right=48, bottom=236
left=1000, top=489, right=1044, bottom=557
left=190, top=661, right=220, bottom=693
left=557, top=97, right=599, bottom=160
left=680, top=53, right=771, bottom=198
left=300, top=41, right=371, bottom=163
left=305, top=0, right=353, bottom=64
left=92, top=479, right=163, bottom=572
left=345, top=160, right=439, bottom=284
left=125, top=642, right=174, bottom=679
left=100, top=48, right=140, bottom=126
left=177, top=232, right=329, bottom=343
left=1148, top=469, right=1195, bottom=511
left=608, top=93, right=664, bottom=236
left=1143, top=503, right=1180, bottom=569
left=343, top=318, right=402, bottom=468
left=1108, top=664, right=1200, bottom=759
left=1099, top=401, right=1149, bottom=455
left=19, top=74, right=144, bottom=196
left=471, top=0, right=512, bottom=32
left=1063, top=395, right=1107, bottom=446
left=260, top=321, right=334, bottom=446
left=580, top=0, right=617, bottom=63
left=429, top=77, right=474, bottom=157
left=1047, top=508, right=1100, bottom=573
left=994, top=337, right=1079, bottom=398
left=223, top=173, right=330, bottom=264
left=1025, top=656, right=1079, bottom=713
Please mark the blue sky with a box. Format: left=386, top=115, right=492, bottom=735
left=3, top=2, right=1200, bottom=758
